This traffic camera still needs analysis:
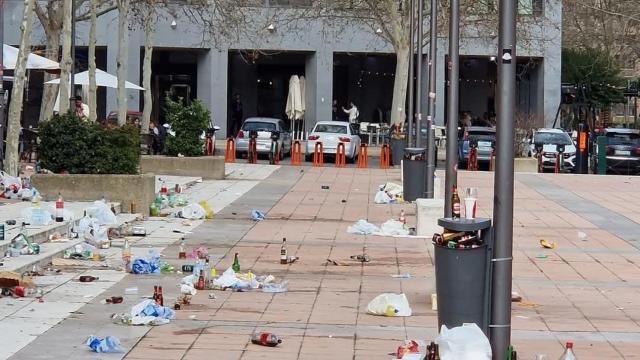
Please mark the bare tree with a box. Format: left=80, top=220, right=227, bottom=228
left=58, top=0, right=73, bottom=114
left=141, top=0, right=156, bottom=134
left=88, top=0, right=98, bottom=123
left=116, top=0, right=129, bottom=126
left=34, top=0, right=117, bottom=122
left=5, top=0, right=36, bottom=176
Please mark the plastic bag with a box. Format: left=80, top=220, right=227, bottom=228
left=86, top=335, right=123, bottom=353
left=86, top=201, right=117, bottom=226
left=436, top=324, right=492, bottom=360
left=366, top=293, right=412, bottom=317
left=380, top=219, right=410, bottom=236
left=1, top=171, right=22, bottom=191
left=131, top=250, right=161, bottom=274
left=374, top=190, right=392, bottom=204
left=198, top=201, right=215, bottom=219
left=251, top=210, right=266, bottom=221
left=262, top=280, right=289, bottom=293
left=179, top=204, right=205, bottom=220
left=129, top=299, right=175, bottom=325
left=21, top=207, right=53, bottom=226
left=347, top=219, right=381, bottom=235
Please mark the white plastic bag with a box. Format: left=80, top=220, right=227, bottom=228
left=374, top=190, right=392, bottom=204
left=1, top=171, right=22, bottom=191
left=347, top=219, right=381, bottom=235
left=366, top=293, right=412, bottom=317
left=380, top=219, right=410, bottom=236
left=86, top=201, right=117, bottom=226
left=179, top=204, right=205, bottom=220
left=436, top=324, right=492, bottom=360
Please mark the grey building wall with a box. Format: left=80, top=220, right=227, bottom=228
left=4, top=1, right=562, bottom=134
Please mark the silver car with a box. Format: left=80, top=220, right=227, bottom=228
left=235, top=118, right=292, bottom=159
left=305, top=121, right=362, bottom=162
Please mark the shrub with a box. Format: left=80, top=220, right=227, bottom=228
left=38, top=113, right=140, bottom=174
left=164, top=96, right=210, bottom=157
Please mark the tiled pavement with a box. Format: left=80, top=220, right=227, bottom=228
left=9, top=167, right=640, bottom=359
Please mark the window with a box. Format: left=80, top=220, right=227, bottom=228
left=534, top=132, right=573, bottom=146
left=242, top=121, right=277, bottom=132
left=313, top=124, right=348, bottom=134
left=606, top=132, right=640, bottom=146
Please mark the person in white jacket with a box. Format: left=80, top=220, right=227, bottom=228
left=342, top=102, right=359, bottom=123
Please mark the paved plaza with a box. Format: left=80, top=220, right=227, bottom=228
left=4, top=166, right=640, bottom=359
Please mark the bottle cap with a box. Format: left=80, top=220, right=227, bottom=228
left=566, top=341, right=573, bottom=348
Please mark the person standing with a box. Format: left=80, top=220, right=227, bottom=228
left=231, top=94, right=243, bottom=135
left=342, top=101, right=359, bottom=124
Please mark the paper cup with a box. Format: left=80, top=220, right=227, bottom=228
left=464, top=198, right=477, bottom=219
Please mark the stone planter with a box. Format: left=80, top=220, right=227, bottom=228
left=140, top=155, right=225, bottom=180
left=31, top=174, right=155, bottom=215
left=514, top=157, right=538, bottom=173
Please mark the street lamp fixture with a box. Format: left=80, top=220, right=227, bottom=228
left=170, top=20, right=177, bottom=30
left=267, top=24, right=276, bottom=32
left=375, top=28, right=383, bottom=34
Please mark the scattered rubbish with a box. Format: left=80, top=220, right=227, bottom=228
left=6, top=220, right=16, bottom=225
left=188, top=247, right=209, bottom=260
left=436, top=323, right=492, bottom=360
left=208, top=293, right=216, bottom=300
left=559, top=341, right=576, bottom=360
left=188, top=315, right=197, bottom=320
left=341, top=199, right=347, bottom=203
left=350, top=254, right=371, bottom=263
left=367, top=293, right=412, bottom=317
left=535, top=254, right=548, bottom=259
left=374, top=190, right=392, bottom=204
left=321, top=185, right=330, bottom=190
left=199, top=201, right=215, bottom=219
left=182, top=265, right=194, bottom=273
left=347, top=219, right=380, bottom=235
left=375, top=182, right=404, bottom=203
left=131, top=250, right=161, bottom=274
left=251, top=210, right=266, bottom=221
left=113, top=299, right=176, bottom=326
left=181, top=282, right=197, bottom=296
left=178, top=203, right=206, bottom=220
left=79, top=275, right=99, bottom=283
left=326, top=259, right=349, bottom=266
left=511, top=291, right=522, bottom=302
left=280, top=238, right=288, bottom=264
left=391, top=273, right=412, bottom=279
left=262, top=280, right=289, bottom=293
left=394, top=340, right=426, bottom=359
left=251, top=332, right=282, bottom=347
left=131, top=226, right=146, bottom=236
left=539, top=239, right=556, bottom=249
left=380, top=219, right=410, bottom=236
left=160, top=263, right=175, bottom=273
left=516, top=301, right=539, bottom=309
left=515, top=315, right=529, bottom=319
left=105, top=296, right=123, bottom=304
left=431, top=293, right=438, bottom=311
left=578, top=231, right=588, bottom=241
left=86, top=200, right=118, bottom=226
left=86, top=335, right=123, bottom=353
left=286, top=256, right=299, bottom=264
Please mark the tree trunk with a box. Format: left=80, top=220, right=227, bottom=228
left=88, top=0, right=98, bottom=123
left=58, top=0, right=73, bottom=114
left=390, top=43, right=410, bottom=128
left=116, top=0, right=129, bottom=126
left=5, top=0, right=36, bottom=176
left=39, top=29, right=60, bottom=122
left=141, top=1, right=156, bottom=135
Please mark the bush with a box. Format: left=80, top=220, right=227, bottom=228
left=164, top=97, right=210, bottom=157
left=38, top=113, right=140, bottom=174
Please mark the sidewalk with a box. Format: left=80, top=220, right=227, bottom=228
left=8, top=166, right=640, bottom=359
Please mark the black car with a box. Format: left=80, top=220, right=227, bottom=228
left=592, top=128, right=640, bottom=175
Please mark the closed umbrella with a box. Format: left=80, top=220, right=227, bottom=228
left=299, top=75, right=306, bottom=139
left=286, top=75, right=303, bottom=139
left=3, top=44, right=60, bottom=70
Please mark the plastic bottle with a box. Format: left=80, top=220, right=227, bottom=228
left=196, top=270, right=205, bottom=290
left=399, top=210, right=406, bottom=224
left=160, top=181, right=168, bottom=195
left=157, top=286, right=164, bottom=306
left=178, top=238, right=186, bottom=259
left=122, top=238, right=131, bottom=272
left=251, top=332, right=282, bottom=347
left=384, top=305, right=399, bottom=317
left=232, top=252, right=240, bottom=272
left=204, top=257, right=211, bottom=282
left=559, top=342, right=576, bottom=360
left=55, top=193, right=64, bottom=222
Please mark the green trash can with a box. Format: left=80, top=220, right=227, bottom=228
left=434, top=218, right=493, bottom=335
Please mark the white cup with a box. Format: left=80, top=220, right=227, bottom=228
left=464, top=197, right=477, bottom=219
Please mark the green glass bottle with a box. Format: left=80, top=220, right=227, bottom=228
left=232, top=252, right=240, bottom=272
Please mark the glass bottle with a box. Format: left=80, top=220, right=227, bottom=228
left=196, top=270, right=205, bottom=290
left=122, top=238, right=132, bottom=272
left=280, top=238, right=288, bottom=265
left=178, top=238, right=186, bottom=259
left=559, top=342, right=576, bottom=360
left=451, top=186, right=461, bottom=220
left=232, top=252, right=240, bottom=272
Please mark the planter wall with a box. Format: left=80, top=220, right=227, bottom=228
left=140, top=155, right=225, bottom=180
left=514, top=157, right=538, bottom=173
left=31, top=174, right=155, bottom=215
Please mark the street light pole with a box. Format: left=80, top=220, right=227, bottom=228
left=491, top=0, right=517, bottom=357
left=425, top=0, right=437, bottom=198
left=407, top=0, right=415, bottom=147
left=415, top=0, right=424, bottom=148
left=70, top=0, right=76, bottom=109
left=0, top=0, right=5, bottom=169
left=444, top=0, right=460, bottom=216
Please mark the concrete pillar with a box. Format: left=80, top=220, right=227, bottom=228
left=305, top=50, right=333, bottom=133
left=197, top=49, right=228, bottom=135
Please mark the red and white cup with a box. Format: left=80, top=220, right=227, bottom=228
left=464, top=197, right=477, bottom=220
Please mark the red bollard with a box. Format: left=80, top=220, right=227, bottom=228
left=224, top=137, right=236, bottom=163
left=335, top=143, right=346, bottom=168
left=357, top=144, right=368, bottom=168
left=380, top=144, right=390, bottom=169
left=291, top=140, right=302, bottom=166
left=313, top=142, right=324, bottom=167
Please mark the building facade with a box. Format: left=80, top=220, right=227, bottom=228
left=4, top=0, right=562, bottom=136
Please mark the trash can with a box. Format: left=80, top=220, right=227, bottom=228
left=434, top=218, right=493, bottom=335
left=402, top=147, right=426, bottom=202
left=390, top=137, right=407, bottom=166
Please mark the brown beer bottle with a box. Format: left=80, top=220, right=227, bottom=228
left=452, top=186, right=461, bottom=219
left=157, top=286, right=164, bottom=306
left=280, top=238, right=288, bottom=265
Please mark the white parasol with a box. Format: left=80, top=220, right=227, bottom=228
left=2, top=44, right=59, bottom=70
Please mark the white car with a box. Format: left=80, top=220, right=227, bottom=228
left=531, top=128, right=576, bottom=172
left=305, top=121, right=362, bottom=162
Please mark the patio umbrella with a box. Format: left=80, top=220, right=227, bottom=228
left=299, top=75, right=306, bottom=115
left=3, top=44, right=59, bottom=70
left=45, top=69, right=144, bottom=90
left=286, top=75, right=303, bottom=139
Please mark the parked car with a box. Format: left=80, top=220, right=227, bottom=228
left=532, top=128, right=577, bottom=172
left=235, top=117, right=292, bottom=159
left=458, top=126, right=496, bottom=169
left=305, top=121, right=361, bottom=162
left=592, top=128, right=640, bottom=175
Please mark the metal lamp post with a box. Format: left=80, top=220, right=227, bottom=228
left=415, top=0, right=424, bottom=147
left=70, top=0, right=76, bottom=109
left=491, top=0, right=517, bottom=357
left=444, top=0, right=460, bottom=216
left=425, top=0, right=437, bottom=198
left=0, top=0, right=5, bottom=168
left=407, top=0, right=415, bottom=147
